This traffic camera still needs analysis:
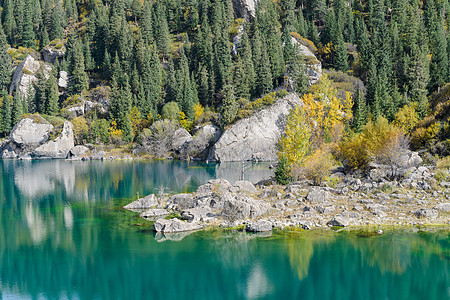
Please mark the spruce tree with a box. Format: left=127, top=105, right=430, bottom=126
left=289, top=45, right=309, bottom=96
left=68, top=39, right=89, bottom=95
left=44, top=73, right=59, bottom=115
left=50, top=2, right=64, bottom=41
left=22, top=0, right=35, bottom=48
left=429, top=18, right=448, bottom=90
left=232, top=56, right=250, bottom=100
left=0, top=25, right=11, bottom=91
left=141, top=0, right=153, bottom=43
left=156, top=2, right=170, bottom=58
left=1, top=91, right=11, bottom=134
left=334, top=32, right=348, bottom=71
left=220, top=84, right=237, bottom=126
left=252, top=26, right=272, bottom=97
left=3, top=0, right=16, bottom=45
left=352, top=88, right=367, bottom=132
left=12, top=95, right=23, bottom=126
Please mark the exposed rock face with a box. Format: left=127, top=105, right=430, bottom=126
left=222, top=194, right=270, bottom=221
left=209, top=93, right=302, bottom=162
left=167, top=193, right=196, bottom=210
left=181, top=206, right=212, bottom=222
left=33, top=121, right=74, bottom=158
left=10, top=55, right=48, bottom=99
left=153, top=218, right=203, bottom=233
left=123, top=194, right=158, bottom=209
left=187, top=125, right=221, bottom=160
left=229, top=180, right=257, bottom=194
left=10, top=116, right=53, bottom=150
left=245, top=220, right=272, bottom=232
left=42, top=47, right=65, bottom=64
left=58, top=71, right=68, bottom=90
left=327, top=215, right=349, bottom=227
left=232, top=0, right=260, bottom=20
left=172, top=128, right=193, bottom=155
left=196, top=179, right=232, bottom=195
left=69, top=145, right=90, bottom=158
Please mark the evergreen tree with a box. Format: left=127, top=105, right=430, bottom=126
left=429, top=17, right=448, bottom=90
left=156, top=2, right=170, bottom=58
left=50, top=2, right=64, bottom=41
left=0, top=25, right=11, bottom=91
left=84, top=38, right=95, bottom=72
left=334, top=32, right=348, bottom=71
left=220, top=84, right=237, bottom=126
left=44, top=73, right=59, bottom=115
left=12, top=95, right=23, bottom=125
left=232, top=56, right=250, bottom=100
left=141, top=0, right=153, bottom=43
left=352, top=88, right=367, bottom=132
left=22, top=0, right=35, bottom=48
left=289, top=44, right=309, bottom=95
left=68, top=38, right=89, bottom=94
left=252, top=26, right=272, bottom=97
left=3, top=0, right=17, bottom=45
left=1, top=91, right=11, bottom=134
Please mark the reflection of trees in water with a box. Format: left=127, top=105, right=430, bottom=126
left=286, top=231, right=336, bottom=280
left=211, top=231, right=257, bottom=269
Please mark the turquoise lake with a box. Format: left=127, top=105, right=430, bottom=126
left=0, top=160, right=449, bottom=299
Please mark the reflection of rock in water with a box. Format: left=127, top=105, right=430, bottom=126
left=14, top=160, right=77, bottom=198
left=215, top=162, right=274, bottom=185
left=242, top=264, right=273, bottom=300
left=64, top=206, right=73, bottom=230
left=25, top=202, right=47, bottom=244
left=154, top=231, right=196, bottom=242
left=212, top=232, right=258, bottom=269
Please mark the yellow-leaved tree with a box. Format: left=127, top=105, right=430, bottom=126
left=276, top=76, right=353, bottom=184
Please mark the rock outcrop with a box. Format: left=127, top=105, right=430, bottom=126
left=68, top=145, right=90, bottom=158
left=153, top=218, right=203, bottom=233
left=123, top=194, right=158, bottom=210
left=208, top=93, right=302, bottom=162
left=10, top=116, right=53, bottom=148
left=232, top=0, right=260, bottom=20
left=10, top=55, right=50, bottom=99
left=245, top=220, right=272, bottom=232
left=32, top=121, right=74, bottom=159
left=42, top=46, right=65, bottom=64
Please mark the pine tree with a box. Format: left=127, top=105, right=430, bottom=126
left=68, top=39, right=89, bottom=95
left=429, top=17, right=448, bottom=90
left=3, top=0, right=17, bottom=45
left=50, top=2, right=64, bottom=41
left=102, top=49, right=112, bottom=81
left=220, top=84, right=237, bottom=126
left=44, top=73, right=59, bottom=115
left=12, top=95, right=23, bottom=125
left=289, top=44, right=309, bottom=95
left=1, top=91, right=11, bottom=134
left=352, top=88, right=367, bottom=132
left=22, top=0, right=35, bottom=48
left=197, top=65, right=210, bottom=106
left=252, top=26, right=272, bottom=97
left=0, top=25, right=11, bottom=91
left=84, top=38, right=95, bottom=72
left=141, top=0, right=153, bottom=43
left=238, top=28, right=256, bottom=98
left=156, top=2, right=170, bottom=58
left=334, top=32, right=348, bottom=71
left=232, top=56, right=250, bottom=100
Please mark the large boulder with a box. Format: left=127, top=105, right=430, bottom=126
left=209, top=93, right=302, bottom=162
left=221, top=194, right=270, bottom=221
left=153, top=218, right=203, bottom=233
left=181, top=206, right=212, bottom=222
left=69, top=145, right=90, bottom=158
left=10, top=116, right=53, bottom=150
left=124, top=194, right=158, bottom=209
left=140, top=209, right=170, bottom=218
left=413, top=209, right=438, bottom=218
left=172, top=128, right=193, bottom=155
left=10, top=55, right=49, bottom=99
left=196, top=179, right=232, bottom=195
left=245, top=220, right=272, bottom=232
left=32, top=121, right=74, bottom=159
left=187, top=125, right=221, bottom=160
left=58, top=71, right=68, bottom=90
left=167, top=193, right=196, bottom=210
left=306, top=187, right=330, bottom=203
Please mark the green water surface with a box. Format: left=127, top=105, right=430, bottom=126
left=0, top=160, right=449, bottom=300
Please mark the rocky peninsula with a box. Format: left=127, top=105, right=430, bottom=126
left=123, top=165, right=450, bottom=236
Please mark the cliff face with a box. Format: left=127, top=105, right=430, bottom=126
left=208, top=93, right=302, bottom=162
left=232, top=0, right=260, bottom=20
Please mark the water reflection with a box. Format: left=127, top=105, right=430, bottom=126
left=0, top=160, right=448, bottom=299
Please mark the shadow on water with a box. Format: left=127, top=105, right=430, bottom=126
left=0, top=160, right=449, bottom=299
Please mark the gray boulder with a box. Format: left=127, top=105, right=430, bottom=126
left=124, top=194, right=158, bottom=209
left=172, top=128, right=193, bottom=155
left=10, top=55, right=48, bottom=99
left=140, top=209, right=170, bottom=218
left=58, top=71, right=68, bottom=90
left=221, top=195, right=270, bottom=221
left=10, top=116, right=53, bottom=149
left=33, top=121, right=74, bottom=158
left=187, top=125, right=221, bottom=160
left=196, top=179, right=232, bottom=195
left=0, top=141, right=19, bottom=159
left=434, top=203, right=450, bottom=212
left=209, top=93, right=301, bottom=162
left=413, top=208, right=439, bottom=218
left=167, top=193, right=196, bottom=210
left=153, top=218, right=203, bottom=233
left=245, top=220, right=272, bottom=232
left=181, top=206, right=212, bottom=222
left=69, top=145, right=90, bottom=158
left=307, top=187, right=330, bottom=203
left=230, top=180, right=257, bottom=194
left=327, top=215, right=349, bottom=227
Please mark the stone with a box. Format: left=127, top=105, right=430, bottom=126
left=314, top=205, right=335, bottom=214
left=287, top=36, right=322, bottom=85
left=58, top=71, right=68, bottom=89
left=196, top=179, right=232, bottom=195
left=140, top=209, right=170, bottom=218
left=209, top=93, right=302, bottom=162
left=69, top=145, right=90, bottom=158
left=221, top=195, right=270, bottom=221
left=124, top=194, right=158, bottom=209
left=231, top=0, right=260, bottom=20
left=434, top=203, right=450, bottom=212
left=413, top=209, right=438, bottom=218
left=230, top=180, right=257, bottom=194
left=9, top=55, right=44, bottom=98
left=307, top=187, right=330, bottom=203
left=245, top=220, right=272, bottom=232
left=181, top=206, right=212, bottom=222
left=10, top=116, right=53, bottom=148
left=172, top=128, right=193, bottom=155
left=32, top=121, right=75, bottom=158
left=187, top=125, right=221, bottom=160
left=167, top=193, right=196, bottom=210
left=42, top=46, right=65, bottom=64
left=365, top=204, right=389, bottom=212
left=153, top=218, right=203, bottom=233
left=327, top=216, right=349, bottom=227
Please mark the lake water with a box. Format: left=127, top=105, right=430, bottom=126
left=0, top=160, right=449, bottom=300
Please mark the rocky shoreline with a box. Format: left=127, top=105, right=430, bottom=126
left=123, top=168, right=450, bottom=236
